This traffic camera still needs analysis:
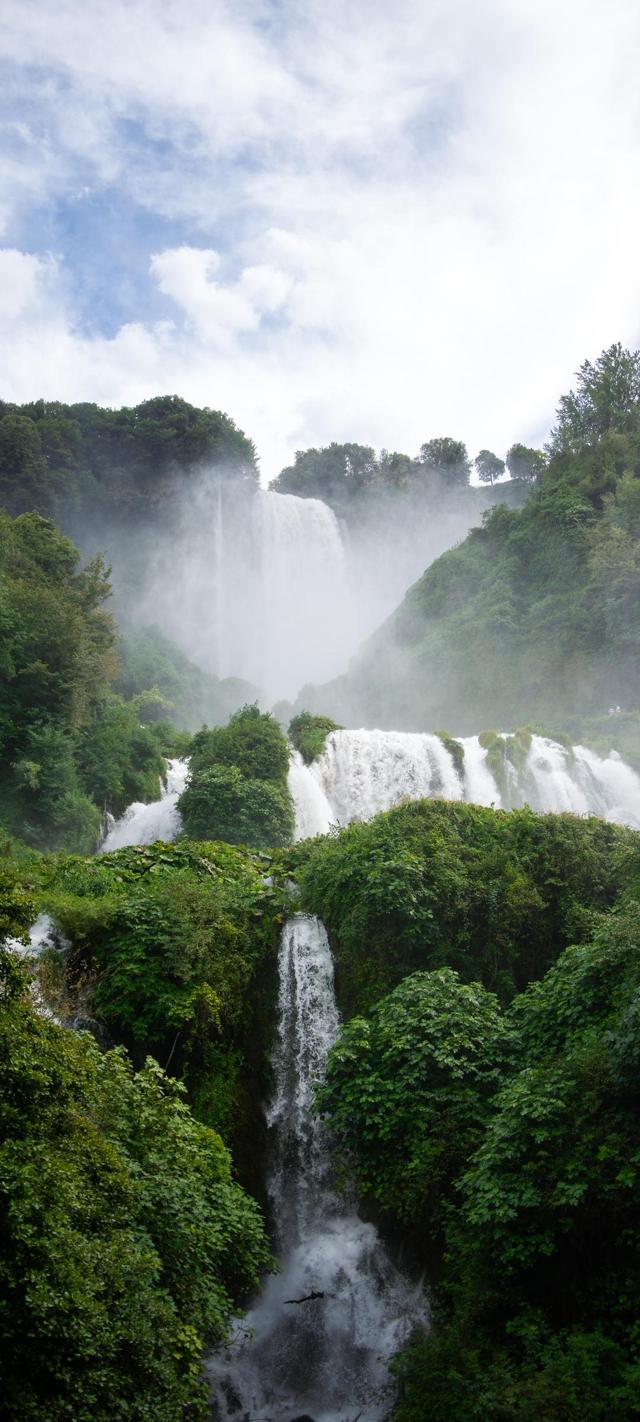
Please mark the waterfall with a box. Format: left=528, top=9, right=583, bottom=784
left=288, top=729, right=640, bottom=832
left=101, top=758, right=189, bottom=851
left=4, top=913, right=67, bottom=1022
left=136, top=480, right=355, bottom=702
left=209, top=913, right=427, bottom=1421
left=288, top=750, right=336, bottom=841
left=250, top=491, right=355, bottom=700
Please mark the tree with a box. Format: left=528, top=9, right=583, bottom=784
left=318, top=968, right=511, bottom=1231
left=417, top=437, right=471, bottom=487
left=270, top=442, right=377, bottom=505
left=474, top=449, right=505, bottom=485
left=190, top=704, right=291, bottom=784
left=178, top=763, right=294, bottom=847
left=548, top=343, right=640, bottom=455
left=0, top=992, right=271, bottom=1421
left=0, top=414, right=51, bottom=515
left=506, top=443, right=546, bottom=483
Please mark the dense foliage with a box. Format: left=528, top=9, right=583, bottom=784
left=0, top=978, right=271, bottom=1422
left=389, top=906, right=640, bottom=1421
left=306, top=798, right=640, bottom=1420
left=295, top=797, right=637, bottom=1014
left=305, top=345, right=640, bottom=740
left=288, top=710, right=341, bottom=763
left=38, top=838, right=286, bottom=1141
left=179, top=705, right=294, bottom=848
left=269, top=436, right=533, bottom=518
left=318, top=968, right=511, bottom=1236
left=0, top=511, right=166, bottom=851
left=0, top=395, right=256, bottom=524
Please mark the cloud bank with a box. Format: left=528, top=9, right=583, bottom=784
left=0, top=0, right=639, bottom=477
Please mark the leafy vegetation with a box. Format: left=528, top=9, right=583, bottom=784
left=179, top=705, right=294, bottom=848
left=288, top=710, right=341, bottom=763
left=38, top=838, right=287, bottom=1141
left=318, top=968, right=511, bottom=1237
left=388, top=906, right=640, bottom=1421
left=0, top=976, right=271, bottom=1422
left=0, top=394, right=256, bottom=525
left=0, top=510, right=166, bottom=851
left=307, top=344, right=640, bottom=737
left=295, top=797, right=638, bottom=1014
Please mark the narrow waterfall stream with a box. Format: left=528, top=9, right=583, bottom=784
left=209, top=913, right=427, bottom=1422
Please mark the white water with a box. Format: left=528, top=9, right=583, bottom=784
left=288, top=730, right=640, bottom=834
left=138, top=482, right=355, bottom=702
left=209, top=913, right=427, bottom=1422
left=4, top=913, right=66, bottom=1021
left=101, top=758, right=189, bottom=851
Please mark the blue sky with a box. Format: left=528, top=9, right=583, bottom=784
left=1, top=0, right=639, bottom=479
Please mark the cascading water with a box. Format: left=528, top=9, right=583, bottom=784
left=288, top=729, right=640, bottom=833
left=136, top=480, right=355, bottom=702
left=250, top=492, right=356, bottom=699
left=4, top=913, right=69, bottom=1023
left=101, top=758, right=189, bottom=850
left=209, top=913, right=427, bottom=1422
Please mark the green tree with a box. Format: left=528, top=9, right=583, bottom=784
left=178, top=764, right=294, bottom=847
left=270, top=442, right=378, bottom=506
left=0, top=990, right=271, bottom=1422
left=190, top=704, right=290, bottom=784
left=506, top=442, right=546, bottom=482
left=318, top=968, right=511, bottom=1231
left=417, top=437, right=471, bottom=487
left=0, top=414, right=51, bottom=515
left=475, top=449, right=506, bottom=485
left=549, top=343, right=640, bottom=455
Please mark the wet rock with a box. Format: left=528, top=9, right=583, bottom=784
left=71, top=1016, right=114, bottom=1051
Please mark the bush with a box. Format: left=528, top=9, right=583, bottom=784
left=179, top=764, right=294, bottom=848
left=182, top=705, right=294, bottom=850
left=40, top=839, right=286, bottom=1139
left=288, top=710, right=341, bottom=763
left=190, top=704, right=290, bottom=784
left=318, top=968, right=511, bottom=1233
left=295, top=798, right=637, bottom=1014
left=0, top=991, right=271, bottom=1422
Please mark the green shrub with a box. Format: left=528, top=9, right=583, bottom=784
left=288, top=710, right=341, bottom=763
left=0, top=992, right=271, bottom=1422
left=182, top=705, right=294, bottom=849
left=179, top=765, right=294, bottom=848
left=296, top=798, right=637, bottom=1014
left=318, top=968, right=511, bottom=1233
left=40, top=840, right=285, bottom=1138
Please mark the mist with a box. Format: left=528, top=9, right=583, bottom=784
left=99, top=465, right=519, bottom=715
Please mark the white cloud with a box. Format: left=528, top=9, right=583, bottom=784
left=0, top=0, right=639, bottom=476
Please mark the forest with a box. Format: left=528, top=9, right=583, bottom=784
left=1, top=345, right=640, bottom=1420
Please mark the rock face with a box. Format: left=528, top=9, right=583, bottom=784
left=71, top=1017, right=114, bottom=1052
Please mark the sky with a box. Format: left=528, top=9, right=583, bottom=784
left=1, top=0, right=640, bottom=481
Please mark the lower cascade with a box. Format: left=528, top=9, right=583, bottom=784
left=209, top=913, right=427, bottom=1422
left=289, top=730, right=640, bottom=836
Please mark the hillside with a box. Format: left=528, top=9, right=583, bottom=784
left=298, top=345, right=640, bottom=748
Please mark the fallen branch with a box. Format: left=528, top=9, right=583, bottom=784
left=283, top=1290, right=333, bottom=1304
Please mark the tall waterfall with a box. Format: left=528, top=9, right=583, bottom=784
left=288, top=730, right=640, bottom=835
left=209, top=913, right=427, bottom=1421
left=137, top=481, right=355, bottom=702
left=101, top=758, right=188, bottom=851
